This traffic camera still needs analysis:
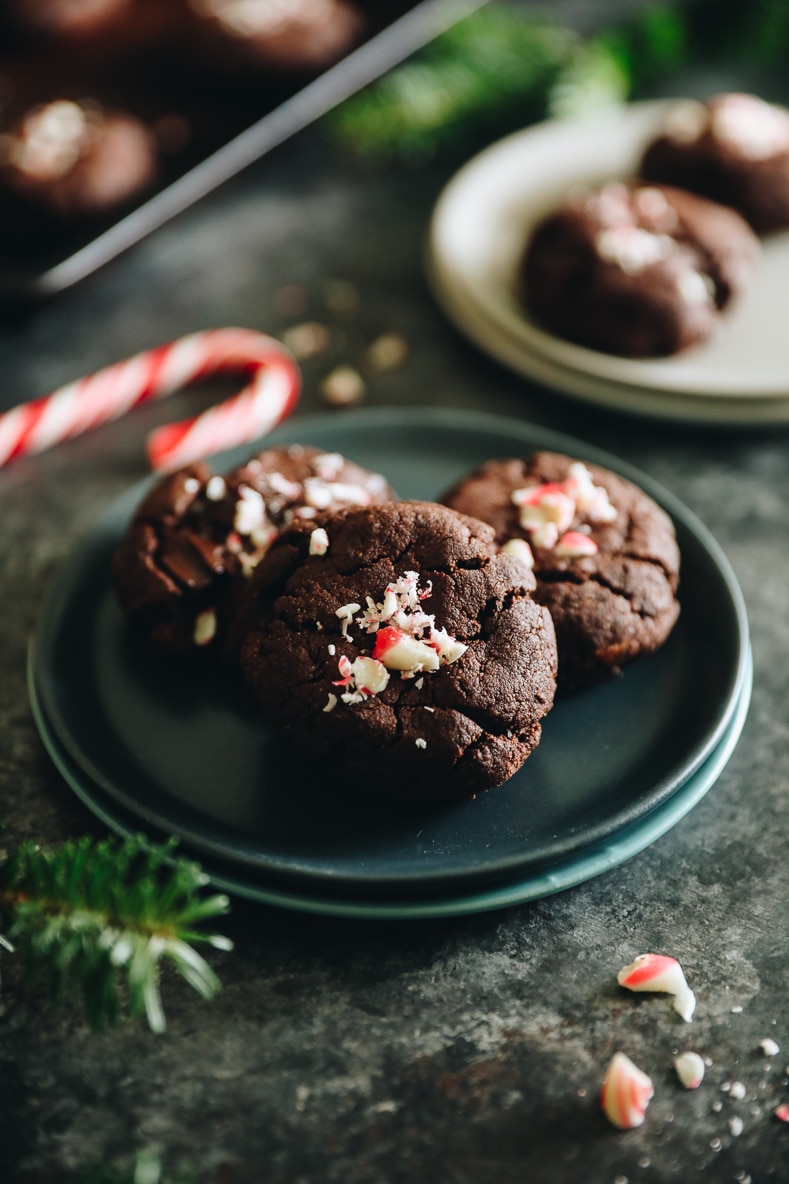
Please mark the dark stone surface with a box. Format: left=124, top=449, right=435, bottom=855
left=1, top=96, right=789, bottom=1184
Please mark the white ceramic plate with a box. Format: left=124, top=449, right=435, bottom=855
left=427, top=100, right=789, bottom=418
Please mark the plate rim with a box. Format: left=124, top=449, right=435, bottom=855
left=426, top=261, right=789, bottom=425
left=30, top=647, right=753, bottom=918
left=29, top=406, right=751, bottom=891
left=427, top=98, right=789, bottom=408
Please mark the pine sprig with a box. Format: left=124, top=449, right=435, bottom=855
left=324, top=7, right=631, bottom=165
left=0, top=835, right=232, bottom=1032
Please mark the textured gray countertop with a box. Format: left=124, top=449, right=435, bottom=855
left=1, top=118, right=788, bottom=1184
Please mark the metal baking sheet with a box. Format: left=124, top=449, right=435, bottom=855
left=0, top=0, right=485, bottom=310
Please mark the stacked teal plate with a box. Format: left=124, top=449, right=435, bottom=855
left=29, top=409, right=751, bottom=917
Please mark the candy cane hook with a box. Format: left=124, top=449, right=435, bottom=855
left=0, top=327, right=302, bottom=471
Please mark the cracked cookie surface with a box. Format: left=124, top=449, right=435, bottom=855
left=237, top=500, right=558, bottom=803
left=111, top=444, right=393, bottom=657
left=440, top=452, right=680, bottom=688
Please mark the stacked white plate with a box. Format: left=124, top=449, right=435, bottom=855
left=427, top=100, right=789, bottom=424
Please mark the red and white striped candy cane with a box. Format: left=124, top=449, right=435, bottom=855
left=0, top=327, right=302, bottom=471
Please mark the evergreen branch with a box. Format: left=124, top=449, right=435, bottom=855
left=0, top=835, right=232, bottom=1032
left=326, top=0, right=789, bottom=166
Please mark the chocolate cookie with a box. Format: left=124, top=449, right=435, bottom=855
left=0, top=99, right=157, bottom=219
left=237, top=501, right=558, bottom=803
left=640, top=94, right=789, bottom=234
left=441, top=453, right=680, bottom=687
left=111, top=444, right=393, bottom=658
left=182, top=0, right=364, bottom=76
left=520, top=181, right=759, bottom=357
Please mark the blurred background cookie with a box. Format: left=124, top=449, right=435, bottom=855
left=640, top=93, right=789, bottom=234
left=180, top=0, right=365, bottom=77
left=0, top=98, right=157, bottom=219
left=519, top=181, right=759, bottom=357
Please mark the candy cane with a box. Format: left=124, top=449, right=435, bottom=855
left=0, top=327, right=301, bottom=471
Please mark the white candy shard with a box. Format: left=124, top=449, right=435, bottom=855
left=309, top=527, right=329, bottom=556
left=323, top=693, right=338, bottom=713
left=429, top=626, right=468, bottom=666
left=674, top=1051, right=705, bottom=1089
left=554, top=530, right=599, bottom=558
left=350, top=656, right=390, bottom=696
left=234, top=485, right=267, bottom=536
left=373, top=628, right=440, bottom=673
left=193, top=608, right=217, bottom=646
left=761, top=1038, right=780, bottom=1057
left=617, top=953, right=696, bottom=1022
left=600, top=1052, right=654, bottom=1129
left=501, top=537, right=535, bottom=569
left=205, top=475, right=226, bottom=501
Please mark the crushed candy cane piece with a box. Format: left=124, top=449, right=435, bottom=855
left=554, top=530, right=599, bottom=558
left=510, top=462, right=617, bottom=553
left=729, top=1116, right=744, bottom=1137
left=430, top=626, right=468, bottom=666
left=774, top=1104, right=789, bottom=1122
left=617, top=953, right=696, bottom=1022
left=761, top=1038, right=780, bottom=1057
left=364, top=332, right=409, bottom=373
left=350, top=656, right=390, bottom=696
left=205, top=475, right=226, bottom=501
left=193, top=608, right=217, bottom=646
left=415, top=738, right=427, bottom=749
left=323, top=693, right=338, bottom=713
left=674, top=1052, right=705, bottom=1089
left=728, top=1081, right=746, bottom=1100
left=309, top=527, right=329, bottom=556
left=373, top=627, right=440, bottom=673
left=600, top=1052, right=654, bottom=1129
left=319, top=365, right=365, bottom=407
left=335, top=602, right=360, bottom=639
left=501, top=537, right=534, bottom=568
left=234, top=485, right=267, bottom=535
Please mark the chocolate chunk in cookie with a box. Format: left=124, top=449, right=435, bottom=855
left=641, top=94, right=789, bottom=235
left=441, top=453, right=680, bottom=688
left=111, top=444, right=393, bottom=658
left=237, top=500, right=557, bottom=803
left=520, top=181, right=758, bottom=356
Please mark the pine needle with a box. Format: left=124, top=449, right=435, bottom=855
left=0, top=835, right=232, bottom=1032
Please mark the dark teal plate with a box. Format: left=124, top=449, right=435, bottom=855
left=29, top=409, right=750, bottom=897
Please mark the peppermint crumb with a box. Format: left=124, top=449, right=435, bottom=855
left=184, top=477, right=200, bottom=494
left=316, top=621, right=323, bottom=630
left=424, top=706, right=435, bottom=713
left=323, top=693, right=338, bottom=713
left=710, top=1138, right=722, bottom=1152
left=712, top=1101, right=723, bottom=1113
left=729, top=1116, right=744, bottom=1137
left=193, top=608, right=217, bottom=646
left=731, top=1005, right=744, bottom=1013
left=729, top=1082, right=747, bottom=1100
left=761, top=1039, right=780, bottom=1056
left=364, top=332, right=409, bottom=373
left=320, top=365, right=366, bottom=407
left=415, top=738, right=427, bottom=749
left=323, top=278, right=358, bottom=315
left=281, top=321, right=330, bottom=359
left=328, top=644, right=336, bottom=656
left=415, top=678, right=424, bottom=689
left=775, top=1103, right=789, bottom=1122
